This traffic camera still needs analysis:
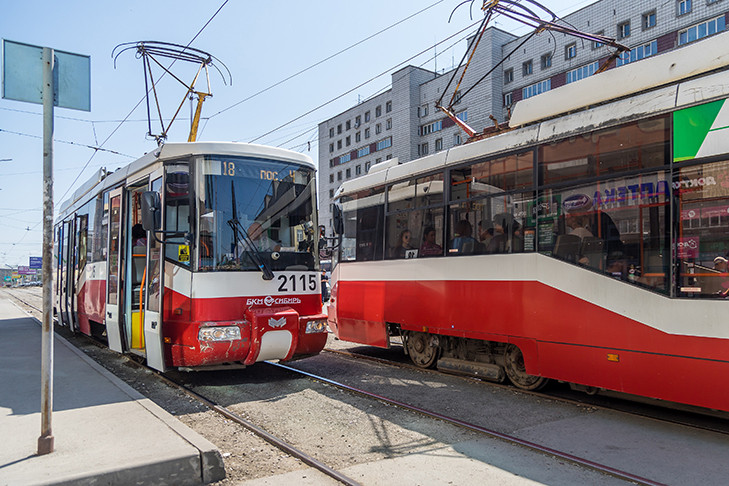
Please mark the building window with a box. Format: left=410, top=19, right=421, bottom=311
left=504, top=68, right=514, bottom=84
left=358, top=146, right=370, bottom=158
left=522, top=79, right=551, bottom=99
left=365, top=111, right=370, bottom=122
left=386, top=154, right=392, bottom=160
left=337, top=124, right=342, bottom=134
left=566, top=61, right=600, bottom=83
left=329, top=174, right=334, bottom=183
left=376, top=158, right=382, bottom=164
left=337, top=171, right=342, bottom=181
left=355, top=131, right=361, bottom=143
left=421, top=104, right=429, bottom=117
left=329, top=189, right=334, bottom=198
left=504, top=92, right=512, bottom=106
left=420, top=120, right=442, bottom=136
left=376, top=138, right=392, bottom=151
left=419, top=143, right=429, bottom=156
left=454, top=133, right=462, bottom=146
left=329, top=143, right=334, bottom=153
left=565, top=42, right=577, bottom=59
left=356, top=165, right=362, bottom=176
left=618, top=21, right=631, bottom=39
left=329, top=127, right=334, bottom=137
left=355, top=115, right=361, bottom=127
left=616, top=40, right=658, bottom=67
left=365, top=128, right=370, bottom=139
left=678, top=15, right=726, bottom=45
left=642, top=10, right=657, bottom=30
left=522, top=60, right=533, bottom=76
left=376, top=123, right=381, bottom=135
left=386, top=118, right=392, bottom=130
left=376, top=105, right=382, bottom=117
left=365, top=161, right=371, bottom=173
left=435, top=138, right=443, bottom=151
left=456, top=111, right=467, bottom=122
left=592, top=31, right=604, bottom=49
left=340, top=153, right=351, bottom=163
left=346, top=136, right=351, bottom=147
left=677, top=0, right=692, bottom=16
left=329, top=159, right=335, bottom=168
left=386, top=101, right=392, bottom=113
left=540, top=53, right=552, bottom=70
left=346, top=168, right=351, bottom=179
left=337, top=140, right=342, bottom=150
left=346, top=120, right=351, bottom=130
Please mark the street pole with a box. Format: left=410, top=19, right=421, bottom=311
left=38, top=46, right=55, bottom=456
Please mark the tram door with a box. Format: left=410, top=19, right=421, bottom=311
left=142, top=174, right=165, bottom=371
left=65, top=217, right=78, bottom=331
left=105, top=188, right=124, bottom=353
left=124, top=174, right=165, bottom=371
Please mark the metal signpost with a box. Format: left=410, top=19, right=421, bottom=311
left=2, top=39, right=90, bottom=456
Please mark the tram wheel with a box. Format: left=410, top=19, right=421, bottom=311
left=503, top=344, right=549, bottom=391
left=404, top=331, right=439, bottom=369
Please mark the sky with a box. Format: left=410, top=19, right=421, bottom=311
left=0, top=0, right=590, bottom=267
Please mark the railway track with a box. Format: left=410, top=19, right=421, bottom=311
left=323, top=345, right=729, bottom=435
left=7, top=288, right=727, bottom=485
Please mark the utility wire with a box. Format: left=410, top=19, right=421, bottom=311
left=208, top=0, right=448, bottom=120
left=249, top=19, right=481, bottom=144
left=0, top=128, right=135, bottom=158
left=56, top=0, right=229, bottom=206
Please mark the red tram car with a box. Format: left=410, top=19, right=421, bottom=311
left=328, top=34, right=729, bottom=412
left=54, top=142, right=328, bottom=371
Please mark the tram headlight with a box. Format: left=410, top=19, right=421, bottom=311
left=198, top=326, right=242, bottom=342
left=305, top=319, right=328, bottom=334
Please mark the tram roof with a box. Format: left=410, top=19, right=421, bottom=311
left=57, top=142, right=314, bottom=220
left=335, top=31, right=729, bottom=201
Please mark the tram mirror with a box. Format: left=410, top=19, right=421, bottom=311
left=141, top=191, right=161, bottom=231
left=333, top=205, right=343, bottom=235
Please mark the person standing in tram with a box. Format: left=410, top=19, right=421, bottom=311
left=450, top=220, right=480, bottom=255
left=132, top=223, right=147, bottom=247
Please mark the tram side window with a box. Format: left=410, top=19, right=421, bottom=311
left=164, top=163, right=191, bottom=266
left=92, top=193, right=108, bottom=264
left=77, top=213, right=89, bottom=272
left=340, top=186, right=385, bottom=262
left=386, top=207, right=445, bottom=259
left=539, top=116, right=668, bottom=185
left=675, top=160, right=729, bottom=298
left=538, top=171, right=670, bottom=293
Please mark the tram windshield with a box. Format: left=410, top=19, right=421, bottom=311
left=197, top=156, right=318, bottom=272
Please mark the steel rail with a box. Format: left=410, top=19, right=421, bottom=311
left=3, top=291, right=360, bottom=486
left=270, top=360, right=666, bottom=486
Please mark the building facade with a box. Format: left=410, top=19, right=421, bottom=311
left=317, top=0, right=729, bottom=232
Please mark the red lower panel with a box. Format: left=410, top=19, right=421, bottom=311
left=332, top=279, right=729, bottom=411
left=163, top=289, right=326, bottom=367
left=76, top=279, right=106, bottom=335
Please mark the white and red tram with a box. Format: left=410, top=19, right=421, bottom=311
left=54, top=142, right=328, bottom=371
left=328, top=33, right=729, bottom=412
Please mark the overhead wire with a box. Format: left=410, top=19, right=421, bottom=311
left=249, top=18, right=482, bottom=145
left=1, top=0, right=230, bottom=264
left=206, top=0, right=449, bottom=120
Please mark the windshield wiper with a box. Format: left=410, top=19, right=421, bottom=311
left=227, top=218, right=274, bottom=280
left=229, top=180, right=274, bottom=280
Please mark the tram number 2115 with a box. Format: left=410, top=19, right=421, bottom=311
left=277, top=274, right=318, bottom=292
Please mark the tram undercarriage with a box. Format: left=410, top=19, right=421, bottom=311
left=391, top=325, right=550, bottom=391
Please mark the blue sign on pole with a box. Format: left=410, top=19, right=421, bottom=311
left=29, top=256, right=42, bottom=269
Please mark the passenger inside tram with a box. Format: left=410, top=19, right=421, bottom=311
left=391, top=229, right=416, bottom=259
left=419, top=226, right=442, bottom=257
left=449, top=220, right=480, bottom=255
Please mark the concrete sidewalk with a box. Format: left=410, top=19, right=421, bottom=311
left=0, top=293, right=225, bottom=486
